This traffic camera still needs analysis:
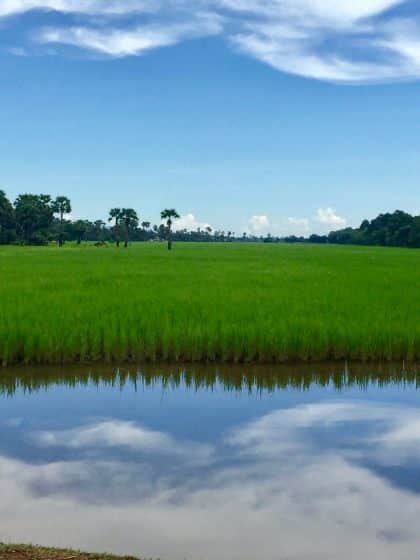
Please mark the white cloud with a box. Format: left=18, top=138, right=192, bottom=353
left=246, top=210, right=345, bottom=237
left=286, top=216, right=310, bottom=235
left=34, top=420, right=214, bottom=462
left=227, top=401, right=391, bottom=458
left=4, top=400, right=420, bottom=558
left=3, top=450, right=420, bottom=559
left=2, top=0, right=420, bottom=83
left=36, top=420, right=171, bottom=451
left=217, top=0, right=402, bottom=24
left=39, top=15, right=223, bottom=57
left=315, top=207, right=347, bottom=229
left=223, top=0, right=420, bottom=82
left=0, top=0, right=159, bottom=18
left=248, top=214, right=270, bottom=234
left=172, top=213, right=213, bottom=232
left=0, top=0, right=403, bottom=22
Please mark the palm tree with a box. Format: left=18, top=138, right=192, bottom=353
left=109, top=208, right=122, bottom=247
left=94, top=220, right=106, bottom=243
left=160, top=208, right=180, bottom=250
left=52, top=196, right=71, bottom=247
left=73, top=220, right=89, bottom=244
left=120, top=208, right=139, bottom=248
left=141, top=221, right=151, bottom=241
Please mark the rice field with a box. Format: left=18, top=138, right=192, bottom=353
left=0, top=243, right=419, bottom=365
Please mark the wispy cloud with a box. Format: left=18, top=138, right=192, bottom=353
left=225, top=0, right=420, bottom=82
left=34, top=419, right=214, bottom=463
left=0, top=0, right=159, bottom=18
left=2, top=0, right=420, bottom=83
left=38, top=15, right=223, bottom=57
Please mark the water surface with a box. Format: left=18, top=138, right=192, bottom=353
left=1, top=363, right=420, bottom=560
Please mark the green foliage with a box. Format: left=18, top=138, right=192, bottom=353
left=327, top=210, right=420, bottom=248
left=51, top=196, right=72, bottom=217
left=2, top=188, right=420, bottom=248
left=108, top=208, right=123, bottom=247
left=52, top=196, right=72, bottom=246
left=0, top=243, right=419, bottom=366
left=160, top=208, right=180, bottom=250
left=14, top=194, right=54, bottom=245
left=72, top=220, right=91, bottom=244
left=120, top=208, right=139, bottom=247
left=0, top=190, right=15, bottom=244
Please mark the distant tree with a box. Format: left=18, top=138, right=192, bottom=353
left=309, top=234, right=328, bottom=244
left=284, top=235, right=306, bottom=243
left=408, top=216, right=420, bottom=248
left=158, top=223, right=166, bottom=240
left=108, top=208, right=123, bottom=247
left=52, top=196, right=72, bottom=247
left=360, top=219, right=370, bottom=232
left=120, top=208, right=139, bottom=248
left=0, top=190, right=15, bottom=244
left=139, top=221, right=151, bottom=241
left=160, top=208, right=180, bottom=250
left=326, top=210, right=417, bottom=248
left=328, top=228, right=357, bottom=245
left=14, top=194, right=54, bottom=245
left=93, top=220, right=106, bottom=242
left=73, top=220, right=90, bottom=244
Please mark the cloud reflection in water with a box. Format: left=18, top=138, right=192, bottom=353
left=1, top=400, right=420, bottom=560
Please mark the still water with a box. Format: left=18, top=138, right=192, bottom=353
left=1, top=363, right=420, bottom=560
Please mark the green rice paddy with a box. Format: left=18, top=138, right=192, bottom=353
left=1, top=243, right=419, bottom=365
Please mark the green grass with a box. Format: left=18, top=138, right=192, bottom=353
left=0, top=242, right=419, bottom=365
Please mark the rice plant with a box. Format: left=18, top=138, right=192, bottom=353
left=0, top=243, right=419, bottom=366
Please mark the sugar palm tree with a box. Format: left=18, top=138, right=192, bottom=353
left=108, top=208, right=122, bottom=247
left=52, top=196, right=71, bottom=247
left=160, top=208, right=180, bottom=250
left=94, top=220, right=106, bottom=243
left=73, top=219, right=89, bottom=244
left=121, top=208, right=139, bottom=248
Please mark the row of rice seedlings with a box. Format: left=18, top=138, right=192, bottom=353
left=1, top=313, right=419, bottom=365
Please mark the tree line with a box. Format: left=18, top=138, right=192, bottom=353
left=1, top=190, right=419, bottom=248
left=0, top=190, right=249, bottom=247
left=0, top=191, right=183, bottom=249
left=283, top=210, right=420, bottom=249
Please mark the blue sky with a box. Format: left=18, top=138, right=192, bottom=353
left=1, top=0, right=420, bottom=235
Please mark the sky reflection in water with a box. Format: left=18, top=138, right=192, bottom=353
left=0, top=365, right=420, bottom=560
